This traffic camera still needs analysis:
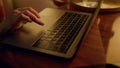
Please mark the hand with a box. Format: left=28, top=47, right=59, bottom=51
left=7, top=7, right=44, bottom=30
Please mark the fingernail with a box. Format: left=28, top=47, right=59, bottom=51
left=40, top=22, right=44, bottom=26
left=38, top=19, right=44, bottom=25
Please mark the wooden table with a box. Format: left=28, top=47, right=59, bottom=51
left=0, top=0, right=119, bottom=68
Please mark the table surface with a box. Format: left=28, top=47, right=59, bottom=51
left=0, top=0, right=120, bottom=68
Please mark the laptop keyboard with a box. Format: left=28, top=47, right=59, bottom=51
left=33, top=12, right=90, bottom=53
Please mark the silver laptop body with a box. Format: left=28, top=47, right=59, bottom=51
left=3, top=1, right=101, bottom=59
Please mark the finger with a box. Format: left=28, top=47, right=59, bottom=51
left=20, top=13, right=32, bottom=23
left=12, top=9, right=32, bottom=23
left=8, top=23, right=23, bottom=33
left=17, top=7, right=40, bottom=18
left=15, top=22, right=24, bottom=29
left=27, top=7, right=40, bottom=18
left=23, top=10, right=44, bottom=25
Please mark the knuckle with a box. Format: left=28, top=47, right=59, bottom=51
left=27, top=7, right=33, bottom=10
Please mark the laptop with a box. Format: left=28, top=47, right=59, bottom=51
left=3, top=1, right=101, bottom=59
